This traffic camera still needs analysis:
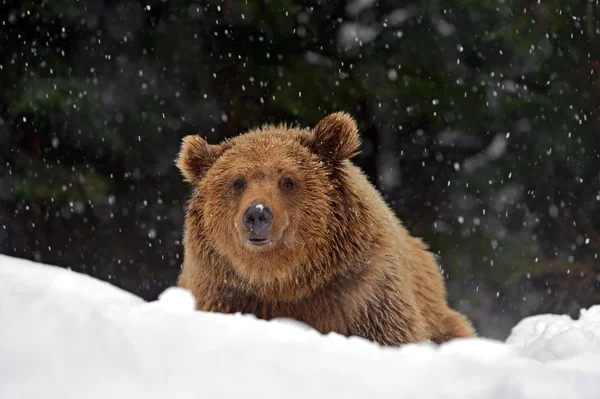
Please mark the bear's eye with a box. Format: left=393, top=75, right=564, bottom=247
left=281, top=177, right=295, bottom=191
left=232, top=178, right=246, bottom=192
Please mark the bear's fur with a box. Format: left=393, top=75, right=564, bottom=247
left=176, top=112, right=475, bottom=346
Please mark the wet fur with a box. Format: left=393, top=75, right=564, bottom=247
left=176, top=112, right=475, bottom=345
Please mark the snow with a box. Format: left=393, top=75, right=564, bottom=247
left=345, top=0, right=376, bottom=17
left=337, top=23, right=380, bottom=51
left=1, top=254, right=599, bottom=399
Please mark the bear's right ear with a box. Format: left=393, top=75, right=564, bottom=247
left=176, top=135, right=224, bottom=184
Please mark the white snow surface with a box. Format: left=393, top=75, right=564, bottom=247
left=1, top=254, right=599, bottom=399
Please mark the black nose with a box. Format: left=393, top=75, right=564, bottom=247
left=243, top=204, right=273, bottom=234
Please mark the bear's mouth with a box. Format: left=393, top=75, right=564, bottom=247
left=247, top=237, right=271, bottom=247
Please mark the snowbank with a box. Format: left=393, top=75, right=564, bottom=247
left=1, top=254, right=599, bottom=399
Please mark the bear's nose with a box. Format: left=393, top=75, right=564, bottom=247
left=243, top=203, right=273, bottom=234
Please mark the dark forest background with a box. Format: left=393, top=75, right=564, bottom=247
left=1, top=0, right=599, bottom=339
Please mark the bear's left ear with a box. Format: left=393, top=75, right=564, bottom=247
left=307, top=112, right=361, bottom=163
left=176, top=135, right=225, bottom=184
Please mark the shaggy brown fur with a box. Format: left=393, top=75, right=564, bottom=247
left=176, top=112, right=475, bottom=346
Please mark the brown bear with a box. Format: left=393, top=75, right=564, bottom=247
left=176, top=112, right=475, bottom=346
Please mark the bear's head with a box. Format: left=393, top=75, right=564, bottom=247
left=176, top=112, right=361, bottom=293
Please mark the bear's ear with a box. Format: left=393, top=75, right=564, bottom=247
left=176, top=135, right=224, bottom=184
left=308, top=112, right=361, bottom=163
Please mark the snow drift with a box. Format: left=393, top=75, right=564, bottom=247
left=0, top=254, right=599, bottom=399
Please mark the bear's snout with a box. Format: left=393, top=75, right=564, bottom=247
left=243, top=203, right=273, bottom=242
